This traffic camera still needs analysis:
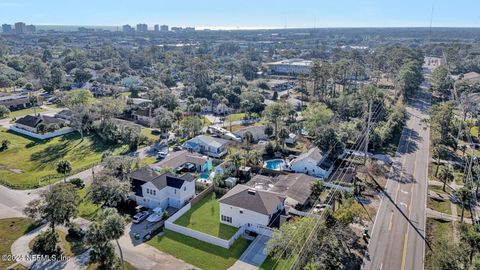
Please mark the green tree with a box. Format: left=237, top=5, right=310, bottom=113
left=431, top=65, right=452, bottom=99
left=228, top=152, right=242, bottom=177
left=24, top=183, right=79, bottom=233
left=433, top=145, right=449, bottom=177
left=311, top=181, right=325, bottom=199
left=456, top=187, right=474, bottom=223
left=0, top=104, right=10, bottom=118
left=302, top=103, right=334, bottom=135
left=438, top=167, right=454, bottom=192
left=56, top=160, right=72, bottom=183
left=89, top=173, right=130, bottom=207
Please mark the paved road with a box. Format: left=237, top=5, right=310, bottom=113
left=364, top=90, right=431, bottom=270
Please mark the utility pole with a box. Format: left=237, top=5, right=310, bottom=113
left=364, top=99, right=372, bottom=164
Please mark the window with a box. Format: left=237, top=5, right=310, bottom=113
left=221, top=215, right=232, bottom=223
left=239, top=210, right=243, bottom=214
left=152, top=190, right=156, bottom=196
left=174, top=189, right=177, bottom=194
left=184, top=186, right=186, bottom=191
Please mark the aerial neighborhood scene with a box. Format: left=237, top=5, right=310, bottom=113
left=1, top=1, right=480, bottom=270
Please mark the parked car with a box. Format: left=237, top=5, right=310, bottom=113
left=133, top=211, right=149, bottom=224
left=312, top=204, right=329, bottom=214
left=151, top=129, right=161, bottom=135
left=172, top=145, right=182, bottom=152
left=157, top=151, right=168, bottom=159
left=68, top=225, right=87, bottom=239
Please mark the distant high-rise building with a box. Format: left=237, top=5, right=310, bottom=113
left=171, top=26, right=182, bottom=32
left=2, top=24, right=12, bottom=34
left=185, top=27, right=195, bottom=32
left=14, top=22, right=26, bottom=34
left=122, top=24, right=135, bottom=34
left=136, top=23, right=148, bottom=33
left=154, top=24, right=159, bottom=32
left=25, top=24, right=36, bottom=33
left=160, top=25, right=169, bottom=31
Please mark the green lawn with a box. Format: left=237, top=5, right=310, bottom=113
left=0, top=128, right=127, bottom=189
left=427, top=197, right=451, bottom=215
left=471, top=126, right=479, bottom=138
left=140, top=128, right=159, bottom=144
left=425, top=218, right=454, bottom=270
left=78, top=185, right=100, bottom=220
left=6, top=107, right=47, bottom=119
left=260, top=256, right=296, bottom=270
left=226, top=113, right=246, bottom=122
left=147, top=230, right=250, bottom=270
left=202, top=116, right=212, bottom=127
left=0, top=218, right=36, bottom=269
left=174, top=192, right=238, bottom=240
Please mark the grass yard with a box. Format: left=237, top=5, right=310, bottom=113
left=6, top=107, right=47, bottom=119
left=147, top=230, right=250, bottom=270
left=77, top=185, right=100, bottom=220
left=140, top=128, right=159, bottom=144
left=425, top=218, right=454, bottom=270
left=174, top=192, right=238, bottom=240
left=0, top=218, right=36, bottom=270
left=471, top=126, right=479, bottom=138
left=427, top=197, right=451, bottom=215
left=226, top=113, right=246, bottom=122
left=0, top=128, right=127, bottom=189
left=260, top=255, right=296, bottom=270
left=201, top=116, right=212, bottom=127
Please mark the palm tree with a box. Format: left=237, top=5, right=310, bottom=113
left=28, top=93, right=39, bottom=115
left=438, top=167, right=454, bottom=192
left=278, top=127, right=289, bottom=150
left=433, top=145, right=449, bottom=177
left=456, top=187, right=474, bottom=223
left=243, top=151, right=260, bottom=167
left=228, top=152, right=242, bottom=177
left=242, top=131, right=254, bottom=152
left=101, top=208, right=126, bottom=270
left=56, top=160, right=72, bottom=183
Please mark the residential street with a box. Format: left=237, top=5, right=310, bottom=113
left=363, top=89, right=431, bottom=270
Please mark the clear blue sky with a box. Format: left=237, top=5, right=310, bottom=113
left=0, top=0, right=479, bottom=29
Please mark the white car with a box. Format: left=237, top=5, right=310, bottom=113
left=132, top=211, right=149, bottom=224
left=312, top=204, right=329, bottom=214
left=157, top=151, right=168, bottom=159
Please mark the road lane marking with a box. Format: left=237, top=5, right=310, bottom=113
left=402, top=153, right=417, bottom=270
left=388, top=212, right=394, bottom=231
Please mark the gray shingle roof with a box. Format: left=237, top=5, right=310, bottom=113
left=219, top=184, right=285, bottom=215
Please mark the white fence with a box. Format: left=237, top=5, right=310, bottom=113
left=9, top=126, right=74, bottom=140
left=165, top=203, right=246, bottom=249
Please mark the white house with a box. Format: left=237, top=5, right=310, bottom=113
left=234, top=126, right=269, bottom=143
left=15, top=114, right=65, bottom=133
left=289, top=147, right=334, bottom=179
left=218, top=184, right=285, bottom=233
left=129, top=167, right=195, bottom=209
left=182, top=135, right=229, bottom=158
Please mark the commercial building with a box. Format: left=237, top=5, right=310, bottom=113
left=122, top=24, right=135, bottom=34
left=160, top=24, right=169, bottom=31
left=154, top=24, right=159, bottom=32
left=266, top=59, right=312, bottom=75
left=14, top=22, right=26, bottom=34
left=2, top=24, right=12, bottom=34
left=136, top=23, right=148, bottom=33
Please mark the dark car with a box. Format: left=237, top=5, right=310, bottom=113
left=68, top=225, right=87, bottom=239
left=133, top=211, right=149, bottom=224
left=151, top=129, right=162, bottom=135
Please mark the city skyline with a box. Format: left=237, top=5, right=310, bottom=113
left=0, top=0, right=480, bottom=29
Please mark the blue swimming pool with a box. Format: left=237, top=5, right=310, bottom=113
left=199, top=173, right=210, bottom=179
left=263, top=159, right=286, bottom=171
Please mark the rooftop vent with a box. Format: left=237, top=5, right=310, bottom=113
left=247, top=189, right=257, bottom=195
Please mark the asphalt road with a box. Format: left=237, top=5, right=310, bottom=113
left=364, top=90, right=431, bottom=270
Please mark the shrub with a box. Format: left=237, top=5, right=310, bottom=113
left=32, top=231, right=61, bottom=256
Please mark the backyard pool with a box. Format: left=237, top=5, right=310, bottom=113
left=199, top=173, right=210, bottom=179
left=263, top=159, right=286, bottom=171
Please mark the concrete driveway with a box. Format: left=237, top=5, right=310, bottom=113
left=229, top=235, right=270, bottom=270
